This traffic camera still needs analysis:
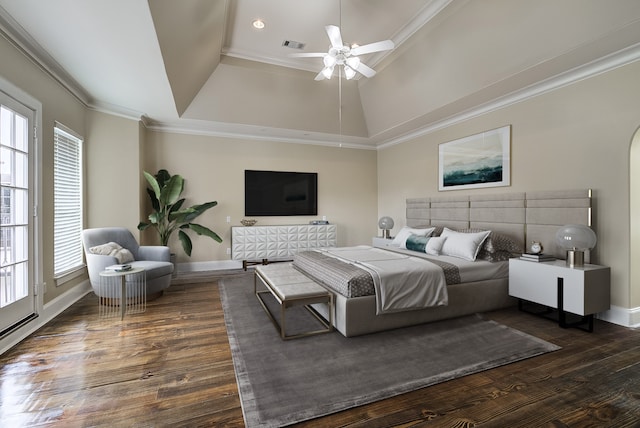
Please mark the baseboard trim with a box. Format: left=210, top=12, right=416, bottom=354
left=176, top=260, right=243, bottom=273
left=597, top=305, right=640, bottom=328
left=0, top=280, right=93, bottom=356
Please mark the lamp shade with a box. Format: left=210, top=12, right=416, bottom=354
left=378, top=216, right=394, bottom=230
left=555, top=224, right=597, bottom=250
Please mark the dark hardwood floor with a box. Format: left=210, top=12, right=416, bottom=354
left=1, top=272, right=639, bottom=427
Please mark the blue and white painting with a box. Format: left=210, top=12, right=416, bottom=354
left=439, top=125, right=511, bottom=191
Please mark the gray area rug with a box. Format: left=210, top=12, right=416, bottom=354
left=220, top=274, right=560, bottom=428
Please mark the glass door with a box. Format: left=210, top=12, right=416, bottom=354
left=0, top=92, right=35, bottom=334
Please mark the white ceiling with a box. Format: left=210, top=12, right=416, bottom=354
left=0, top=0, right=639, bottom=149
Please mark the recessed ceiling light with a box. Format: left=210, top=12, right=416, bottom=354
left=252, top=19, right=265, bottom=30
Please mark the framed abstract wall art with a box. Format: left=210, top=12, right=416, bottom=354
left=439, top=125, right=511, bottom=191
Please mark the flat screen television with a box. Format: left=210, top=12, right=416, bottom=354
left=245, top=170, right=318, bottom=216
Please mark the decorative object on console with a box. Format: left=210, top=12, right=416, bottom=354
left=378, top=216, right=394, bottom=239
left=240, top=219, right=257, bottom=227
left=310, top=219, right=329, bottom=225
left=555, top=224, right=597, bottom=267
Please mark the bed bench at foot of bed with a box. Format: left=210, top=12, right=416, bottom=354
left=254, top=263, right=334, bottom=340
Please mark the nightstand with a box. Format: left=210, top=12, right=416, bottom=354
left=508, top=259, right=610, bottom=332
left=372, top=237, right=393, bottom=248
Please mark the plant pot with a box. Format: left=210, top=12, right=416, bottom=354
left=170, top=253, right=177, bottom=277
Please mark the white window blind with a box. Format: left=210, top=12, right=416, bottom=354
left=54, top=124, right=83, bottom=277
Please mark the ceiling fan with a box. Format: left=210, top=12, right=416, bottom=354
left=291, top=25, right=394, bottom=81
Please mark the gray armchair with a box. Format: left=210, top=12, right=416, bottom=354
left=81, top=227, right=174, bottom=300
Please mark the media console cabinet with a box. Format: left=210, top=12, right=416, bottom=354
left=231, top=224, right=337, bottom=270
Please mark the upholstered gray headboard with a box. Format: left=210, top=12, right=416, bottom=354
left=524, top=190, right=592, bottom=259
left=406, top=189, right=592, bottom=259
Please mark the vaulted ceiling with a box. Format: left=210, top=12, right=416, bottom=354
left=0, top=0, right=639, bottom=149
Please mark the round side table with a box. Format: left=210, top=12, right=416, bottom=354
left=98, top=267, right=146, bottom=320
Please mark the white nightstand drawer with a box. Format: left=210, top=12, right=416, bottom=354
left=509, top=259, right=610, bottom=316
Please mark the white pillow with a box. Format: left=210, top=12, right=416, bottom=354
left=425, top=236, right=447, bottom=255
left=90, top=241, right=135, bottom=264
left=440, top=228, right=491, bottom=261
left=391, top=226, right=435, bottom=249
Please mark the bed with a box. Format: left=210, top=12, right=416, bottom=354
left=294, top=189, right=594, bottom=337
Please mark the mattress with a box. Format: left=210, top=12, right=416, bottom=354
left=293, top=246, right=508, bottom=299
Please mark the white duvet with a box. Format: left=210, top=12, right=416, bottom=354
left=319, top=246, right=449, bottom=315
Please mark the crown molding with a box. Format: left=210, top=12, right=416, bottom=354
left=144, top=118, right=375, bottom=150
left=89, top=100, right=147, bottom=122
left=377, top=41, right=640, bottom=150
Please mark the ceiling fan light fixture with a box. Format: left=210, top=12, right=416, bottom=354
left=323, top=54, right=337, bottom=68
left=322, top=66, right=334, bottom=79
left=344, top=65, right=356, bottom=80
left=345, top=56, right=360, bottom=69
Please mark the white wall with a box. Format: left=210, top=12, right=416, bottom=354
left=85, top=110, right=144, bottom=235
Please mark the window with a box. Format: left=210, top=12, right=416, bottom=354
left=53, top=124, right=83, bottom=278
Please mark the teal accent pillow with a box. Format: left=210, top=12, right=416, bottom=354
left=405, top=234, right=429, bottom=252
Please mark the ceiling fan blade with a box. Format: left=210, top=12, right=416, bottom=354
left=314, top=70, right=327, bottom=81
left=355, top=62, right=376, bottom=78
left=350, top=39, right=395, bottom=56
left=289, top=52, right=326, bottom=58
left=325, top=25, right=343, bottom=49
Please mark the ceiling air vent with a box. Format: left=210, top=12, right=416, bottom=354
left=282, top=40, right=305, bottom=50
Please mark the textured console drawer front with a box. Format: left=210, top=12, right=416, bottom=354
left=232, top=225, right=336, bottom=260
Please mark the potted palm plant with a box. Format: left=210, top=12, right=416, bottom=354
left=138, top=169, right=222, bottom=257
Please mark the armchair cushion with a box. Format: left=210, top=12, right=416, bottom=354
left=89, top=242, right=135, bottom=264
